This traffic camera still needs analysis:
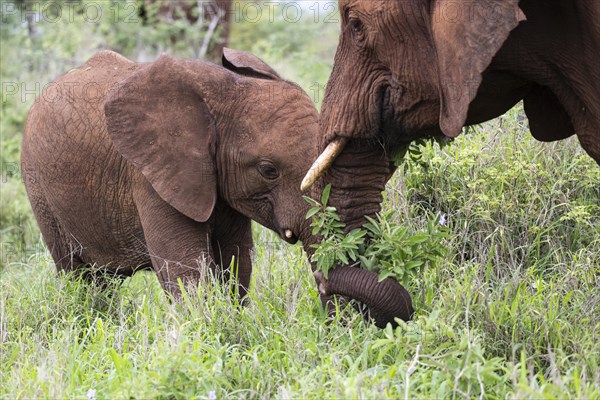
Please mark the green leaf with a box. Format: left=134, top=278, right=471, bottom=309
left=347, top=249, right=357, bottom=261
left=321, top=183, right=332, bottom=205
left=405, top=260, right=424, bottom=269
left=378, top=270, right=394, bottom=282
left=337, top=252, right=348, bottom=265
left=305, top=207, right=320, bottom=219
left=358, top=255, right=371, bottom=269
left=303, top=196, right=320, bottom=207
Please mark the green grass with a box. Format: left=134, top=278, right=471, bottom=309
left=2, top=119, right=598, bottom=398
left=1, top=2, right=599, bottom=398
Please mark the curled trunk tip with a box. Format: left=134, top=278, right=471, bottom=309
left=315, top=266, right=414, bottom=328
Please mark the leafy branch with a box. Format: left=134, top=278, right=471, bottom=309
left=304, top=184, right=450, bottom=286
left=303, top=184, right=366, bottom=278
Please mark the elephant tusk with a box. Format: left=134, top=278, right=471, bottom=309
left=285, top=229, right=293, bottom=239
left=300, top=137, right=348, bottom=192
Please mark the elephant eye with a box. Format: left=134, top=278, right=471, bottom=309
left=348, top=17, right=365, bottom=44
left=257, top=161, right=279, bottom=180
left=350, top=18, right=363, bottom=34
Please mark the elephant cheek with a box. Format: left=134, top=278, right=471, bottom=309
left=320, top=52, right=387, bottom=142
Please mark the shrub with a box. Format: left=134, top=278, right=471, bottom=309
left=305, top=184, right=449, bottom=287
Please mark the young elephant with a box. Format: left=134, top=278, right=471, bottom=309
left=21, top=49, right=318, bottom=298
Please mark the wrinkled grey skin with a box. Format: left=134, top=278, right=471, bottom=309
left=318, top=0, right=599, bottom=221
left=21, top=49, right=413, bottom=326
left=313, top=3, right=599, bottom=264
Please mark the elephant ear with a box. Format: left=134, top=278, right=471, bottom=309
left=104, top=54, right=218, bottom=222
left=432, top=0, right=525, bottom=137
left=222, top=47, right=281, bottom=80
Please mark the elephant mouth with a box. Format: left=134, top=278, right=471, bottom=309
left=280, top=228, right=299, bottom=244
left=378, top=84, right=392, bottom=136
left=375, top=83, right=413, bottom=150
left=377, top=81, right=446, bottom=146
left=377, top=83, right=416, bottom=147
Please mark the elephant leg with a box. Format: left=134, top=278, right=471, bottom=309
left=575, top=117, right=600, bottom=165
left=133, top=181, right=217, bottom=297
left=25, top=187, right=86, bottom=273
left=212, top=206, right=253, bottom=301
left=25, top=189, right=121, bottom=290
left=578, top=133, right=600, bottom=165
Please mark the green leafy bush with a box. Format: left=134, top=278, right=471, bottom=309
left=305, top=184, right=449, bottom=286
left=393, top=109, right=600, bottom=272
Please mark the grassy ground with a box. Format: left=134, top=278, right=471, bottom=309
left=2, top=112, right=598, bottom=399
left=1, top=2, right=599, bottom=399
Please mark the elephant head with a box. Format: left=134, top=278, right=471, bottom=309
left=305, top=0, right=526, bottom=187
left=304, top=0, right=525, bottom=217
left=104, top=49, right=316, bottom=245
left=309, top=0, right=600, bottom=179
left=314, top=0, right=524, bottom=146
left=102, top=48, right=412, bottom=324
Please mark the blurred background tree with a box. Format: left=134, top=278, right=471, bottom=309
left=138, top=0, right=233, bottom=61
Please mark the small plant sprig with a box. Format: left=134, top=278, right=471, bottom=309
left=360, top=210, right=449, bottom=285
left=304, top=184, right=450, bottom=287
left=303, top=184, right=366, bottom=278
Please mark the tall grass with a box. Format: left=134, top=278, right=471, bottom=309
left=2, top=117, right=598, bottom=398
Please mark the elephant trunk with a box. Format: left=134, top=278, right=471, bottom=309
left=317, top=139, right=395, bottom=230
left=300, top=140, right=413, bottom=327
left=316, top=267, right=413, bottom=327
left=301, top=235, right=413, bottom=328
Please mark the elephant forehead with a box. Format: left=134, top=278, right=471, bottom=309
left=341, top=0, right=393, bottom=13
left=239, top=119, right=316, bottom=167
left=234, top=80, right=318, bottom=153
left=243, top=91, right=317, bottom=130
left=255, top=118, right=317, bottom=152
left=268, top=108, right=317, bottom=139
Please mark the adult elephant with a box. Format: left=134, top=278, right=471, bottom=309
left=302, top=0, right=600, bottom=241
left=21, top=49, right=412, bottom=326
